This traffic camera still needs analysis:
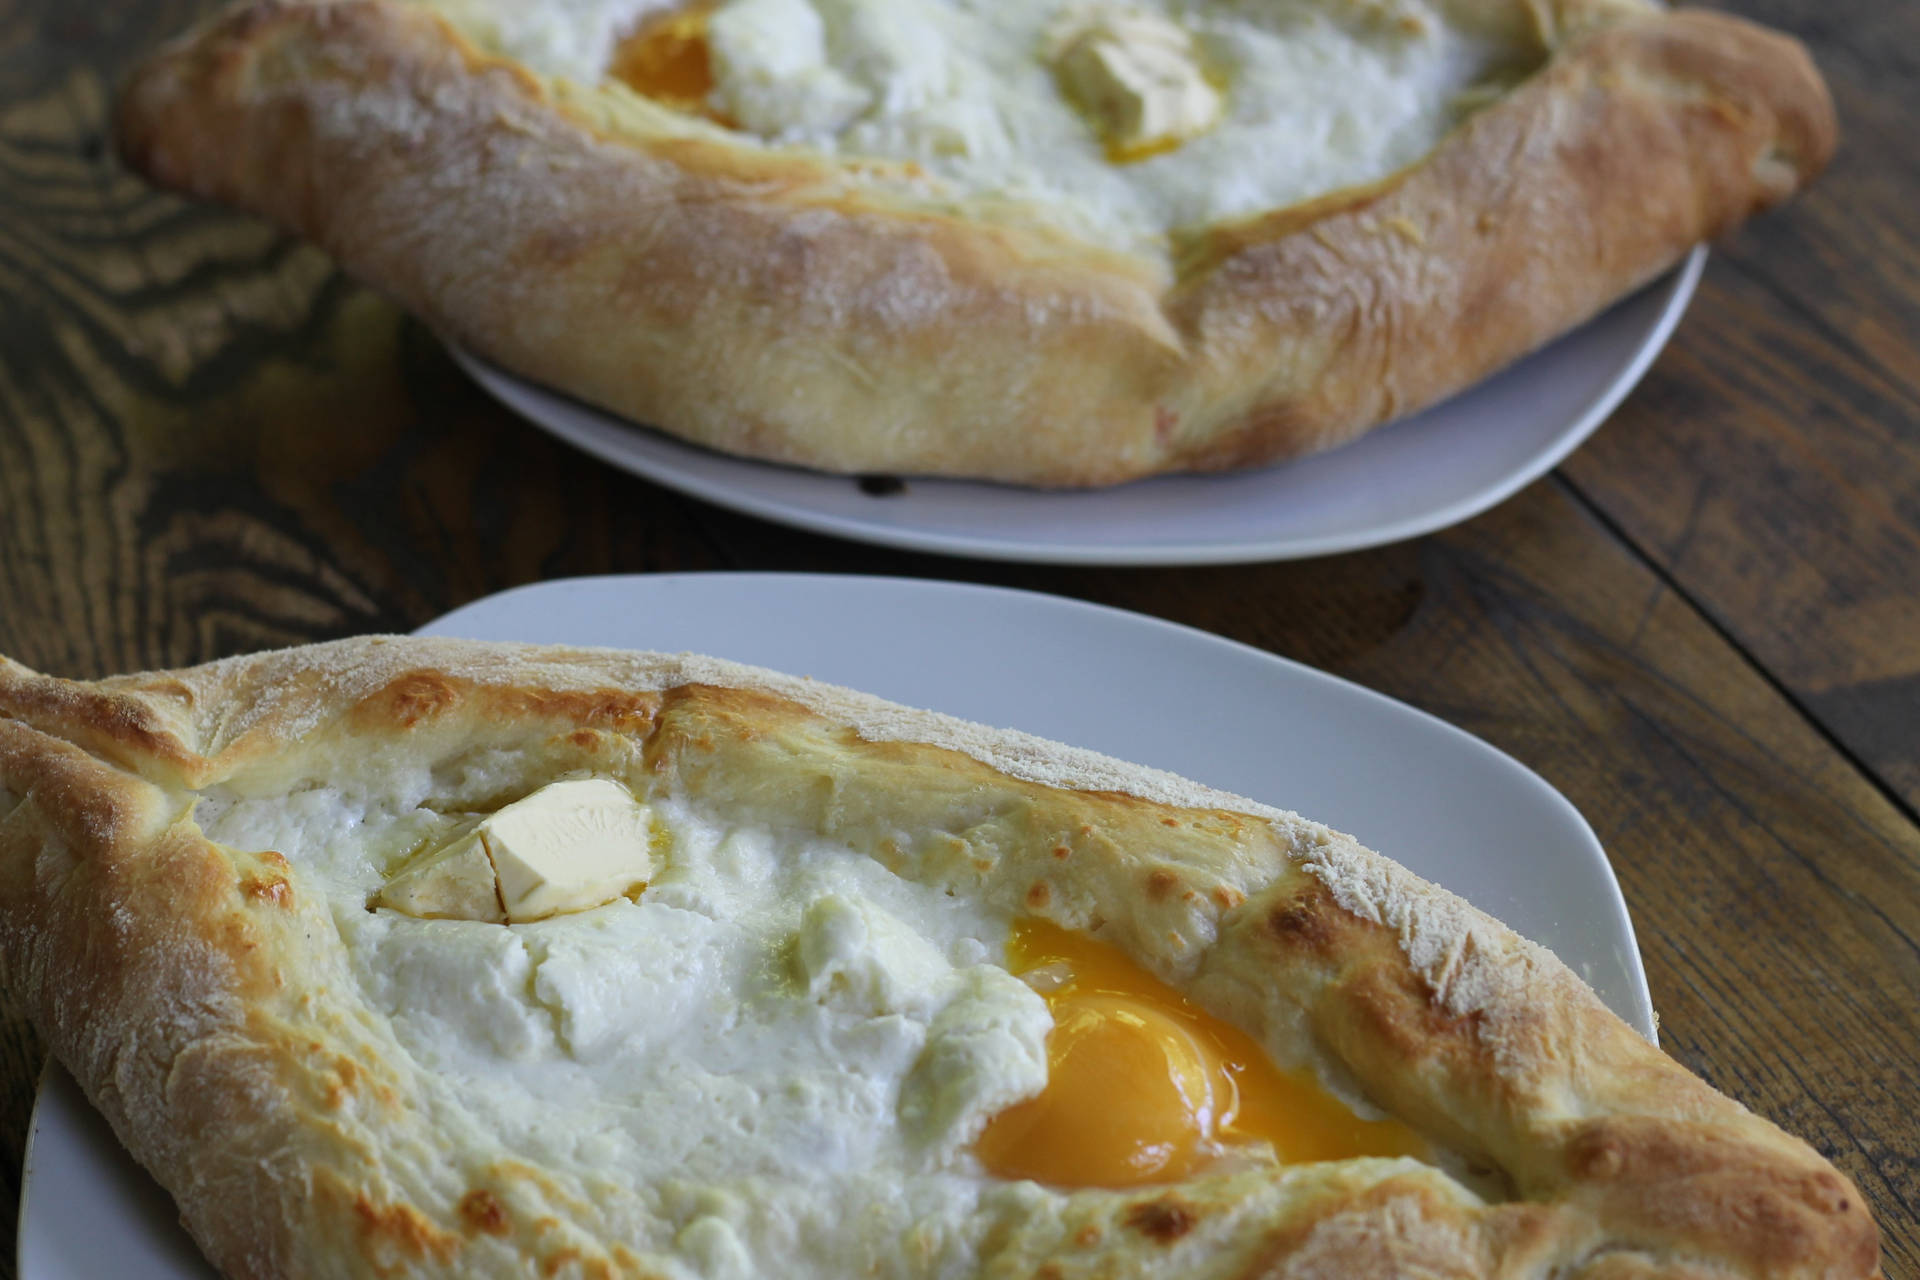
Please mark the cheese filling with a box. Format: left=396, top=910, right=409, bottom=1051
left=194, top=763, right=1446, bottom=1276
left=419, top=0, right=1532, bottom=249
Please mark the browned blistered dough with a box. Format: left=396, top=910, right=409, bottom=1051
left=0, top=638, right=1882, bottom=1277
left=114, top=1, right=1834, bottom=485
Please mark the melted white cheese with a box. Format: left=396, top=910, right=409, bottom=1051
left=417, top=0, right=1520, bottom=250
left=196, top=775, right=1055, bottom=1277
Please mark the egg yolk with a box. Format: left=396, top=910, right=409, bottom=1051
left=608, top=2, right=720, bottom=117
left=974, top=919, right=1426, bottom=1188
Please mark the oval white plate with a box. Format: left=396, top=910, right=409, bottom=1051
left=18, top=574, right=1654, bottom=1278
left=454, top=250, right=1703, bottom=565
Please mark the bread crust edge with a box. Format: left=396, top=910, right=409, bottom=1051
left=0, top=637, right=1882, bottom=1277
left=113, top=1, right=1835, bottom=485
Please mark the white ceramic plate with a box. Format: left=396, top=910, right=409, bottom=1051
left=453, top=250, right=1703, bottom=565
left=18, top=573, right=1654, bottom=1278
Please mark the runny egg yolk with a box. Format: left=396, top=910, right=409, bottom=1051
left=974, top=920, right=1426, bottom=1188
left=608, top=2, right=720, bottom=117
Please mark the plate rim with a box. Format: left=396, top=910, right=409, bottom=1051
left=452, top=248, right=1704, bottom=566
left=15, top=1059, right=52, bottom=1276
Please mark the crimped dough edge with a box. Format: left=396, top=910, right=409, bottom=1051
left=0, top=636, right=1882, bottom=1278
left=113, top=0, right=1835, bottom=485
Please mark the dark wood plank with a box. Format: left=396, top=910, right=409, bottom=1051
left=1566, top=0, right=1920, bottom=813
left=0, top=0, right=738, bottom=683
left=0, top=2, right=1915, bottom=1279
left=0, top=157, right=735, bottom=672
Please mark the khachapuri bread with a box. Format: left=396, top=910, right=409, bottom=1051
left=0, top=637, right=1881, bottom=1276
left=115, top=0, right=1834, bottom=484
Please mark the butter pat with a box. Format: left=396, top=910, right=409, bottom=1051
left=377, top=779, right=654, bottom=923
left=485, top=778, right=655, bottom=920
left=1051, top=11, right=1221, bottom=158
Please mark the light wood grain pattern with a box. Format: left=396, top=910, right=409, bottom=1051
left=1565, top=0, right=1920, bottom=814
left=0, top=2, right=1915, bottom=1279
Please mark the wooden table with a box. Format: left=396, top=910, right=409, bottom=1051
left=1, top=1, right=1914, bottom=1274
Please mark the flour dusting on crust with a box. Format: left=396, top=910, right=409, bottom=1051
left=167, top=636, right=1309, bottom=819
left=0, top=636, right=1881, bottom=1277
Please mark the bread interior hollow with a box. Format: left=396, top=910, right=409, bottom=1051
left=174, top=695, right=1501, bottom=1277
left=418, top=0, right=1552, bottom=249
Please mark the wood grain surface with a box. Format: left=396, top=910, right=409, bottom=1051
left=0, top=1, right=1915, bottom=1277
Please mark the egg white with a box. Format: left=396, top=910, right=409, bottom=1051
left=415, top=0, right=1524, bottom=250
left=194, top=765, right=1068, bottom=1279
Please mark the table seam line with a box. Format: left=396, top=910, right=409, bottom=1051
left=1552, top=469, right=1920, bottom=835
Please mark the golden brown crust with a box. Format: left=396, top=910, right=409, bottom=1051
left=114, top=1, right=1834, bottom=486
left=1165, top=8, right=1836, bottom=470
left=0, top=638, right=1883, bottom=1277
